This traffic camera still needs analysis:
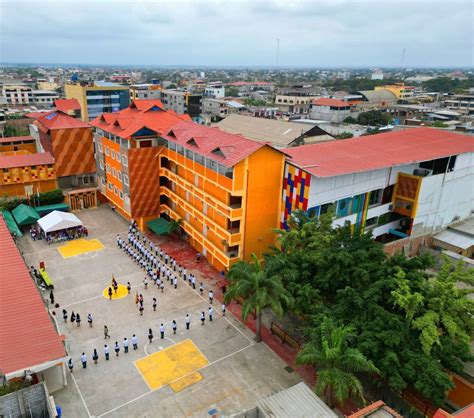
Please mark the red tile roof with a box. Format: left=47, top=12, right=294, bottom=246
left=227, top=81, right=273, bottom=86
left=0, top=217, right=66, bottom=375
left=90, top=99, right=189, bottom=140
left=0, top=135, right=34, bottom=144
left=283, top=127, right=474, bottom=178
left=34, top=110, right=91, bottom=132
left=25, top=111, right=51, bottom=120
left=162, top=120, right=272, bottom=167
left=312, top=98, right=351, bottom=107
left=0, top=152, right=55, bottom=169
left=53, top=98, right=81, bottom=113
left=347, top=400, right=402, bottom=418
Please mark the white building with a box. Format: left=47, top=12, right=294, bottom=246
left=204, top=82, right=225, bottom=99
left=2, top=85, right=33, bottom=105
left=371, top=69, right=384, bottom=80
left=130, top=84, right=162, bottom=100
left=280, top=127, right=474, bottom=243
left=32, top=90, right=59, bottom=107
left=309, top=98, right=352, bottom=123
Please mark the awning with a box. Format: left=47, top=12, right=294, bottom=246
left=35, top=203, right=69, bottom=216
left=147, top=217, right=171, bottom=235
left=38, top=210, right=83, bottom=233
left=0, top=211, right=23, bottom=237
left=12, top=204, right=40, bottom=226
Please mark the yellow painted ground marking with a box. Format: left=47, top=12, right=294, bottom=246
left=102, top=284, right=128, bottom=300
left=169, top=371, right=203, bottom=392
left=58, top=238, right=104, bottom=258
left=134, top=339, right=208, bottom=391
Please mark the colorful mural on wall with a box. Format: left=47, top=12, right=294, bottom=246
left=280, top=163, right=311, bottom=229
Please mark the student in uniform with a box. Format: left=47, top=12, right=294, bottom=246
left=200, top=311, right=205, bottom=326
left=199, top=283, right=204, bottom=296
left=114, top=341, right=120, bottom=356
left=152, top=298, right=157, bottom=311
left=93, top=349, right=99, bottom=364
left=123, top=337, right=129, bottom=353
left=191, top=275, right=196, bottom=289
left=208, top=306, right=213, bottom=322
left=222, top=304, right=226, bottom=316
left=159, top=323, right=165, bottom=339
left=87, top=313, right=93, bottom=328
left=108, top=287, right=113, bottom=300
left=208, top=290, right=214, bottom=305
left=70, top=311, right=76, bottom=323
left=62, top=309, right=68, bottom=322
left=172, top=320, right=177, bottom=334
left=160, top=282, right=164, bottom=293
left=132, top=334, right=138, bottom=350
left=104, top=325, right=110, bottom=339
left=104, top=344, right=110, bottom=360
left=76, top=313, right=81, bottom=327
left=81, top=352, right=87, bottom=369
left=185, top=314, right=191, bottom=330
left=173, top=277, right=178, bottom=289
left=148, top=328, right=153, bottom=343
left=139, top=304, right=144, bottom=316
left=68, top=358, right=73, bottom=373
left=127, top=282, right=131, bottom=294
left=143, top=277, right=148, bottom=289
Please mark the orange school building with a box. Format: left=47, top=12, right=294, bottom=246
left=91, top=99, right=285, bottom=271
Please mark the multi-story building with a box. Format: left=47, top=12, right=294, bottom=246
left=91, top=99, right=286, bottom=271
left=0, top=111, right=6, bottom=137
left=309, top=98, right=352, bottom=123
left=0, top=149, right=57, bottom=198
left=275, top=85, right=320, bottom=116
left=2, top=85, right=33, bottom=105
left=160, top=89, right=202, bottom=119
left=130, top=84, right=162, bottom=100
left=202, top=98, right=229, bottom=120
left=444, top=93, right=474, bottom=117
left=64, top=81, right=130, bottom=121
left=204, top=82, right=225, bottom=99
left=29, top=110, right=96, bottom=190
left=0, top=135, right=37, bottom=154
left=280, top=128, right=474, bottom=242
left=375, top=83, right=415, bottom=101
left=53, top=99, right=82, bottom=118
left=37, top=80, right=59, bottom=91
left=32, top=90, right=59, bottom=107
left=227, top=81, right=274, bottom=95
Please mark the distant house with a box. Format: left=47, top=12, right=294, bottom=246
left=309, top=98, right=352, bottom=123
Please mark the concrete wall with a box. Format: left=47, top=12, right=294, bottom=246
left=309, top=105, right=351, bottom=123
left=0, top=382, right=55, bottom=417
left=39, top=363, right=65, bottom=394
left=413, top=152, right=474, bottom=236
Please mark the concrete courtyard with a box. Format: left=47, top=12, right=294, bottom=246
left=19, top=206, right=301, bottom=417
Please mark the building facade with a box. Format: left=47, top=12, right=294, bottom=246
left=2, top=85, right=33, bottom=105
left=309, top=98, right=352, bottom=123
left=64, top=81, right=130, bottom=121
left=444, top=93, right=474, bottom=117
left=204, top=82, right=225, bottom=99
left=203, top=98, right=228, bottom=120
left=160, top=89, right=202, bottom=118
left=130, top=84, right=162, bottom=100
left=32, top=90, right=59, bottom=107
left=281, top=128, right=474, bottom=243
left=91, top=100, right=285, bottom=271
left=375, top=83, right=415, bottom=100
left=275, top=85, right=320, bottom=115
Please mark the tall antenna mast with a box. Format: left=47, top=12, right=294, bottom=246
left=276, top=38, right=280, bottom=67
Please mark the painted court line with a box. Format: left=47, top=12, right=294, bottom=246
left=70, top=372, right=92, bottom=418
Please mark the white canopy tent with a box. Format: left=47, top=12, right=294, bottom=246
left=37, top=210, right=83, bottom=233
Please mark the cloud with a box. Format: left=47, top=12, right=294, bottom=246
left=0, top=0, right=472, bottom=66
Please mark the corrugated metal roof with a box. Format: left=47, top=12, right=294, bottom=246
left=257, top=382, right=337, bottom=418
left=312, top=98, right=351, bottom=107
left=358, top=90, right=398, bottom=102
left=0, top=218, right=66, bottom=375
left=0, top=152, right=55, bottom=169
left=34, top=110, right=91, bottom=131
left=0, top=135, right=34, bottom=144
left=434, top=229, right=474, bottom=250
left=53, top=98, right=81, bottom=112
left=283, top=127, right=474, bottom=178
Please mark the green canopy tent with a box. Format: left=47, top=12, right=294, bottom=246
left=35, top=203, right=69, bottom=216
left=147, top=217, right=171, bottom=235
left=12, top=204, right=40, bottom=226
left=0, top=211, right=23, bottom=237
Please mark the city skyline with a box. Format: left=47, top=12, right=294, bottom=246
left=1, top=0, right=473, bottom=68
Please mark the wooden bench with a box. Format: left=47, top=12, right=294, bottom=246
left=40, top=269, right=54, bottom=289
left=270, top=322, right=301, bottom=351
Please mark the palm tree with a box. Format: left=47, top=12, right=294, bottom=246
left=296, top=317, right=378, bottom=408
left=224, top=253, right=292, bottom=342
left=167, top=218, right=183, bottom=237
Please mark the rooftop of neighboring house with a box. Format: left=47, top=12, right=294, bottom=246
left=162, top=119, right=280, bottom=167
left=90, top=99, right=191, bottom=140
left=283, top=127, right=474, bottom=178
left=433, top=404, right=474, bottom=418
left=0, top=135, right=34, bottom=144
left=53, top=98, right=81, bottom=113
left=0, top=151, right=55, bottom=169
left=356, top=89, right=399, bottom=102
left=227, top=81, right=273, bottom=86
left=312, top=98, right=352, bottom=107
left=33, top=110, right=91, bottom=133
left=0, top=217, right=66, bottom=376
left=346, top=400, right=402, bottom=418
left=216, top=114, right=334, bottom=147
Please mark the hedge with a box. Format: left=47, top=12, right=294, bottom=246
left=0, top=189, right=65, bottom=212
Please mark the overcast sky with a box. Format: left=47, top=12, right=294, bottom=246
left=1, top=0, right=473, bottom=67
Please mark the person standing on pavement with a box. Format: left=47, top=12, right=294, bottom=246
left=208, top=290, right=214, bottom=305
left=199, top=283, right=204, bottom=296
left=159, top=323, right=165, bottom=339
left=148, top=328, right=153, bottom=343
left=92, top=349, right=99, bottom=365
left=70, top=311, right=76, bottom=324
left=104, top=344, right=110, bottom=360
left=152, top=297, right=157, bottom=311
left=68, top=358, right=73, bottom=373
left=127, top=282, right=131, bottom=294
left=114, top=341, right=120, bottom=356
left=62, top=309, right=68, bottom=322
left=191, top=275, right=196, bottom=289
left=81, top=352, right=87, bottom=369
left=108, top=287, right=113, bottom=300
left=173, top=276, right=177, bottom=289
left=49, top=290, right=55, bottom=305
left=104, top=325, right=110, bottom=339
left=172, top=320, right=177, bottom=334
left=222, top=304, right=226, bottom=317
left=123, top=337, right=129, bottom=353
left=87, top=313, right=93, bottom=328
left=185, top=314, right=190, bottom=330
left=132, top=334, right=138, bottom=350
left=208, top=306, right=213, bottom=322
left=76, top=313, right=81, bottom=327
left=200, top=311, right=205, bottom=326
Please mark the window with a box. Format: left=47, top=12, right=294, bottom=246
left=112, top=168, right=116, bottom=177
left=111, top=151, right=114, bottom=160
left=108, top=182, right=113, bottom=190
left=114, top=186, right=118, bottom=195
left=176, top=145, right=184, bottom=155
left=194, top=153, right=204, bottom=165
left=100, top=177, right=106, bottom=186
left=106, top=164, right=111, bottom=173
left=207, top=158, right=218, bottom=172
left=186, top=149, right=193, bottom=160
left=116, top=151, right=121, bottom=161
left=168, top=142, right=176, bottom=151
left=98, top=142, right=103, bottom=152
left=365, top=216, right=378, bottom=228
left=105, top=146, right=110, bottom=156
left=119, top=190, right=123, bottom=199
left=99, top=159, right=104, bottom=170
left=122, top=155, right=128, bottom=167
left=123, top=174, right=129, bottom=186
left=320, top=203, right=333, bottom=215
left=368, top=189, right=383, bottom=207
left=118, top=172, right=122, bottom=182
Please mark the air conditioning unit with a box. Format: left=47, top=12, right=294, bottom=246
left=413, top=168, right=432, bottom=177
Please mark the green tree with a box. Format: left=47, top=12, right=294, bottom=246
left=357, top=110, right=390, bottom=126
left=335, top=132, right=353, bottom=139
left=296, top=317, right=379, bottom=408
left=225, top=87, right=240, bottom=97
left=224, top=253, right=292, bottom=342
left=343, top=116, right=356, bottom=123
